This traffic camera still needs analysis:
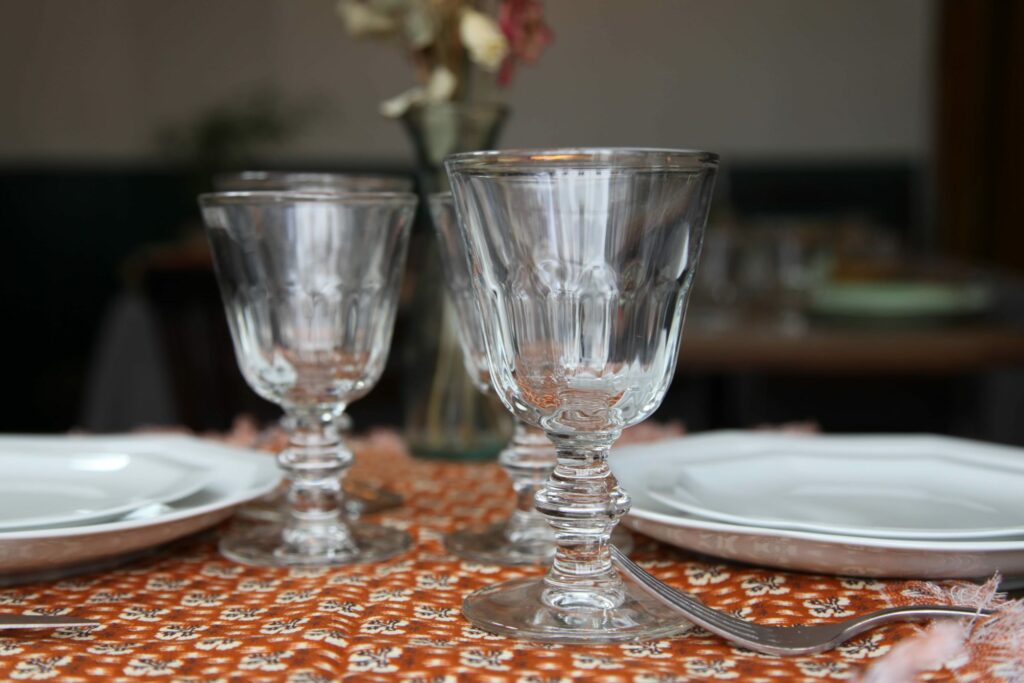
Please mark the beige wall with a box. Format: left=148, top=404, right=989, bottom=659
left=0, top=0, right=934, bottom=163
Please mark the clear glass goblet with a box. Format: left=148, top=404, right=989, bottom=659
left=431, top=192, right=632, bottom=565
left=214, top=171, right=411, bottom=516
left=199, top=190, right=417, bottom=566
left=446, top=148, right=717, bottom=642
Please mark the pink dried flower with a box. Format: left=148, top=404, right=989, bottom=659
left=497, top=0, right=553, bottom=86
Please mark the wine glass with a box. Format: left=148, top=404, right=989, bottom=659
left=199, top=190, right=417, bottom=566
left=430, top=192, right=632, bottom=565
left=214, top=171, right=412, bottom=516
left=446, top=148, right=717, bottom=641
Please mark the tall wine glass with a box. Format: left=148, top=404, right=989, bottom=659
left=199, top=190, right=417, bottom=566
left=446, top=148, right=717, bottom=641
left=431, top=192, right=632, bottom=565
left=214, top=171, right=411, bottom=516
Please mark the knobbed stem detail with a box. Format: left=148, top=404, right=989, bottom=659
left=534, top=432, right=628, bottom=610
left=500, top=421, right=556, bottom=546
left=278, top=408, right=357, bottom=559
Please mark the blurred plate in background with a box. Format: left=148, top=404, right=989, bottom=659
left=809, top=281, right=993, bottom=322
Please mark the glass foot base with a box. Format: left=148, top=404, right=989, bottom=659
left=461, top=575, right=690, bottom=644
left=219, top=521, right=411, bottom=567
left=445, top=523, right=550, bottom=566
left=445, top=523, right=635, bottom=566
left=344, top=482, right=404, bottom=515
left=236, top=484, right=403, bottom=523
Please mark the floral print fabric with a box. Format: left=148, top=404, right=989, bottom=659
left=0, top=432, right=1005, bottom=682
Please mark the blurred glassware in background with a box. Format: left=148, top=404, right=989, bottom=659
left=691, top=212, right=997, bottom=333
left=693, top=218, right=835, bottom=331
left=812, top=219, right=995, bottom=326
left=199, top=190, right=416, bottom=566
left=769, top=220, right=836, bottom=332
left=691, top=222, right=741, bottom=328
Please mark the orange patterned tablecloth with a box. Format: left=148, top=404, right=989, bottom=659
left=0, top=431, right=1018, bottom=683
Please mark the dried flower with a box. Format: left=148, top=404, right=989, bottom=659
left=425, top=65, right=457, bottom=100
left=459, top=8, right=509, bottom=72
left=379, top=66, right=457, bottom=118
left=498, top=0, right=553, bottom=85
left=334, top=0, right=549, bottom=109
left=336, top=0, right=397, bottom=38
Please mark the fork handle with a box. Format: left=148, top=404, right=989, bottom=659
left=830, top=604, right=991, bottom=639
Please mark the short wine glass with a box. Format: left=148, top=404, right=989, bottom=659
left=214, top=170, right=411, bottom=516
left=446, top=148, right=717, bottom=642
left=199, top=190, right=417, bottom=566
left=431, top=192, right=632, bottom=565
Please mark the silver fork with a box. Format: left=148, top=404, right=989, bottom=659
left=611, top=545, right=991, bottom=656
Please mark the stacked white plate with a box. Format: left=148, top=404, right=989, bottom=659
left=0, top=434, right=280, bottom=575
left=611, top=431, right=1024, bottom=579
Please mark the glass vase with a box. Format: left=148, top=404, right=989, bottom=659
left=397, top=102, right=512, bottom=460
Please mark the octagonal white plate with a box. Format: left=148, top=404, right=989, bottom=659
left=611, top=432, right=1024, bottom=578
left=645, top=437, right=1024, bottom=540
left=0, top=434, right=280, bottom=574
left=0, top=447, right=209, bottom=531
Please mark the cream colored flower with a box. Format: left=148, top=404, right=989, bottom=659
left=380, top=87, right=423, bottom=118
left=379, top=66, right=457, bottom=118
left=337, top=0, right=397, bottom=38
left=459, top=8, right=508, bottom=72
left=425, top=65, right=456, bottom=101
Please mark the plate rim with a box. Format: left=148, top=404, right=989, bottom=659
left=0, top=449, right=212, bottom=531
left=612, top=431, right=1024, bottom=552
left=0, top=434, right=280, bottom=540
left=642, top=441, right=1024, bottom=540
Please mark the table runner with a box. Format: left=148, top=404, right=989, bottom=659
left=0, top=430, right=1019, bottom=682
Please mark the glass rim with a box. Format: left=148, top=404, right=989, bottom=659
left=213, top=170, right=411, bottom=188
left=198, top=190, right=419, bottom=207
left=444, top=147, right=719, bottom=172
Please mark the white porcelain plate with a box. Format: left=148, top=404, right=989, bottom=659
left=611, top=432, right=1024, bottom=578
left=646, top=439, right=1024, bottom=539
left=0, top=447, right=209, bottom=531
left=0, top=434, right=281, bottom=574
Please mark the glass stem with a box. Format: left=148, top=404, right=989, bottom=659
left=500, top=420, right=555, bottom=545
left=534, top=432, right=627, bottom=610
left=279, top=407, right=356, bottom=557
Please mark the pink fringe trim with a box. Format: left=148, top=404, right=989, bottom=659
left=860, top=575, right=1024, bottom=682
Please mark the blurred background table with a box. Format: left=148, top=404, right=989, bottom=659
left=680, top=319, right=1024, bottom=375
left=668, top=306, right=1024, bottom=445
